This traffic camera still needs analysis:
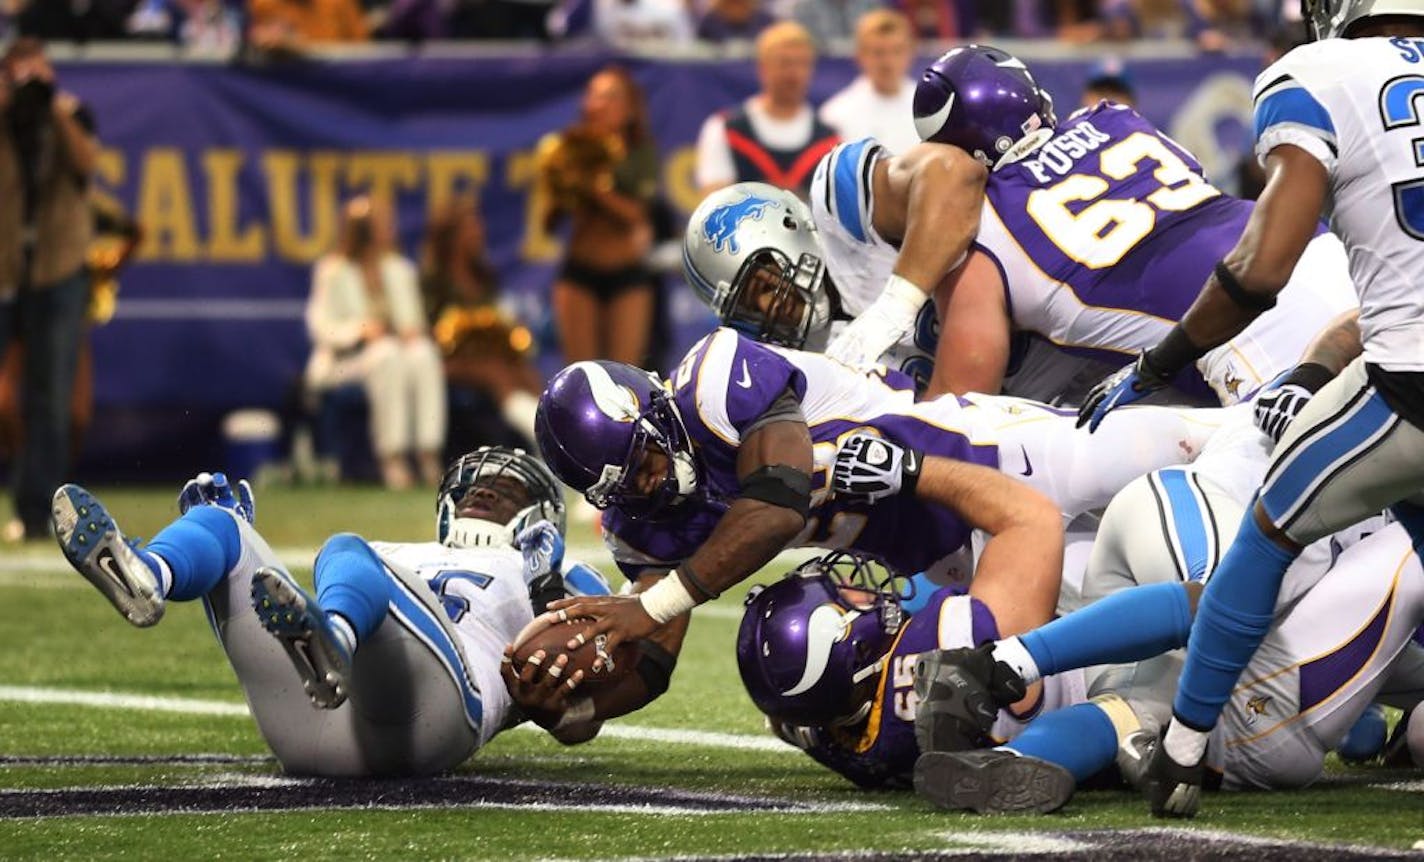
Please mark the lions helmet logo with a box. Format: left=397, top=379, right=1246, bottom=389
left=703, top=194, right=779, bottom=255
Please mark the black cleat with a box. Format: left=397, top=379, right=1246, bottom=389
left=1144, top=726, right=1205, bottom=819
left=914, top=749, right=1076, bottom=814
left=913, top=645, right=1026, bottom=754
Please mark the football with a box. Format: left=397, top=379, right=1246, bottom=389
left=511, top=615, right=641, bottom=688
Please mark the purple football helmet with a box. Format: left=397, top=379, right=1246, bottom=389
left=535, top=360, right=702, bottom=520
left=913, top=45, right=1057, bottom=169
left=737, top=552, right=907, bottom=727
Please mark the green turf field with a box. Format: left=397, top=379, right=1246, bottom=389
left=1, top=485, right=1421, bottom=860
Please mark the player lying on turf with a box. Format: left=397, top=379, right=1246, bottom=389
left=908, top=419, right=1424, bottom=812
left=49, top=447, right=615, bottom=777
left=532, top=326, right=1234, bottom=711
left=738, top=418, right=1424, bottom=810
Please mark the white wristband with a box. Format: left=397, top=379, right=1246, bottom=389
left=553, top=696, right=596, bottom=731
left=639, top=571, right=700, bottom=624
left=882, top=273, right=929, bottom=316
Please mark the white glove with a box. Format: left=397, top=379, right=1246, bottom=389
left=831, top=433, right=922, bottom=503
left=1254, top=383, right=1313, bottom=443
left=825, top=275, right=927, bottom=367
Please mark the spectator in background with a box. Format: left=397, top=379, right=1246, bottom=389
left=695, top=21, right=838, bottom=199
left=819, top=9, right=918, bottom=154
left=890, top=0, right=976, bottom=40
left=128, top=0, right=245, bottom=52
left=593, top=0, right=692, bottom=48
left=0, top=39, right=98, bottom=543
left=420, top=195, right=542, bottom=449
left=248, top=0, right=369, bottom=52
left=536, top=66, right=660, bottom=368
left=304, top=196, right=446, bottom=490
left=696, top=0, right=775, bottom=43
left=791, top=0, right=882, bottom=46
left=1079, top=55, right=1134, bottom=108
left=13, top=0, right=134, bottom=40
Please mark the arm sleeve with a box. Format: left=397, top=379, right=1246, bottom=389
left=1253, top=70, right=1339, bottom=174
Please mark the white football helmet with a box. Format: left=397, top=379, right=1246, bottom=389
left=436, top=446, right=566, bottom=549
left=1302, top=0, right=1424, bottom=39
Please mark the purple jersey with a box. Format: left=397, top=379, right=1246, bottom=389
left=603, top=328, right=1001, bottom=580
left=976, top=102, right=1340, bottom=402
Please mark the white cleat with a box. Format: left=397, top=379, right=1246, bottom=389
left=51, top=484, right=164, bottom=627
left=250, top=567, right=352, bottom=710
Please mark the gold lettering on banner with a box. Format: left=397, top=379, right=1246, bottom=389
left=662, top=146, right=700, bottom=216
left=92, top=147, right=127, bottom=218
left=263, top=149, right=342, bottom=262
left=136, top=148, right=201, bottom=261
left=203, top=149, right=265, bottom=262
left=425, top=151, right=489, bottom=222
left=344, top=151, right=421, bottom=210
left=506, top=146, right=559, bottom=262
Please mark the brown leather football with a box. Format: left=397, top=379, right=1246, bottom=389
left=511, top=616, right=640, bottom=687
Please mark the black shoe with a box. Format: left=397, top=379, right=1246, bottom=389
left=914, top=749, right=1076, bottom=814
left=912, top=645, right=1027, bottom=753
left=1144, top=725, right=1205, bottom=819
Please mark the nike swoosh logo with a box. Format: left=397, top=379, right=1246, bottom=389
left=1019, top=445, right=1034, bottom=477
left=95, top=548, right=135, bottom=598
left=736, top=359, right=753, bottom=390
left=903, top=449, right=919, bottom=475
left=913, top=91, right=956, bottom=142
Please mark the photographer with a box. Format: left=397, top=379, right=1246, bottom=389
left=0, top=38, right=98, bottom=543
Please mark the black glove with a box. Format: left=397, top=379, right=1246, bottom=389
left=831, top=434, right=922, bottom=503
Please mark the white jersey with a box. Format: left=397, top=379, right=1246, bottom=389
left=1255, top=37, right=1424, bottom=371
left=369, top=541, right=607, bottom=745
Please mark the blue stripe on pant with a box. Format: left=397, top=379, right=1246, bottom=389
left=1259, top=389, right=1398, bottom=534
left=1156, top=469, right=1214, bottom=582
left=385, top=572, right=485, bottom=736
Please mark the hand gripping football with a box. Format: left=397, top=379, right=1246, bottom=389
left=510, top=612, right=641, bottom=688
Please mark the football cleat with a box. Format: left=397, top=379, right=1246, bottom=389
left=912, top=645, right=1026, bottom=754
left=914, top=749, right=1076, bottom=815
left=1144, top=726, right=1205, bottom=819
left=1115, top=728, right=1156, bottom=792
left=51, top=484, right=164, bottom=627
left=251, top=567, right=352, bottom=710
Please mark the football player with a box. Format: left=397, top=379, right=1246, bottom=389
left=533, top=327, right=1234, bottom=705
left=1076, top=0, right=1424, bottom=818
left=49, top=448, right=613, bottom=776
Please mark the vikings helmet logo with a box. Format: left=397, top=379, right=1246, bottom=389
left=703, top=194, right=779, bottom=255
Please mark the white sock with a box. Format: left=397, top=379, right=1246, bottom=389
left=990, top=637, right=1042, bottom=686
left=502, top=390, right=539, bottom=449
left=148, top=553, right=174, bottom=598
left=1162, top=718, right=1209, bottom=765
left=327, top=613, right=358, bottom=656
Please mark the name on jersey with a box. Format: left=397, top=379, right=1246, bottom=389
left=1393, top=36, right=1424, bottom=63
left=1022, top=121, right=1113, bottom=184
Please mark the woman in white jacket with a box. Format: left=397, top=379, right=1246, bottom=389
left=305, top=197, right=447, bottom=489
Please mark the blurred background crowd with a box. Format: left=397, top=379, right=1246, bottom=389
left=5, top=0, right=1303, bottom=53
left=0, top=1, right=1304, bottom=542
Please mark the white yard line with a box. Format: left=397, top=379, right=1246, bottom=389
left=0, top=685, right=793, bottom=754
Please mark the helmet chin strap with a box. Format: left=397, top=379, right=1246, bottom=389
left=443, top=516, right=514, bottom=549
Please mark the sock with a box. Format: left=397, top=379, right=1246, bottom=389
left=327, top=612, right=358, bottom=655
left=145, top=507, right=243, bottom=601
left=900, top=572, right=940, bottom=616
left=502, top=390, right=539, bottom=449
left=1163, top=718, right=1209, bottom=765
left=1173, top=512, right=1294, bottom=730
left=148, top=554, right=174, bottom=598
left=1017, top=582, right=1194, bottom=678
left=991, top=637, right=1041, bottom=685
left=1002, top=703, right=1118, bottom=782
left=313, top=533, right=390, bottom=644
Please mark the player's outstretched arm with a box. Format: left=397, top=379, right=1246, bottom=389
left=550, top=419, right=814, bottom=656
left=827, top=145, right=988, bottom=367
left=917, top=456, right=1063, bottom=638
left=1077, top=145, right=1329, bottom=431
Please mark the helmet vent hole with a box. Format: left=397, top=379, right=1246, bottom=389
left=783, top=216, right=797, bottom=230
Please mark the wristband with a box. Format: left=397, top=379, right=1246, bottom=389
left=1142, top=324, right=1207, bottom=384
left=639, top=571, right=700, bottom=624
left=882, top=274, right=929, bottom=315
left=553, top=697, right=595, bottom=731
left=1282, top=362, right=1334, bottom=395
